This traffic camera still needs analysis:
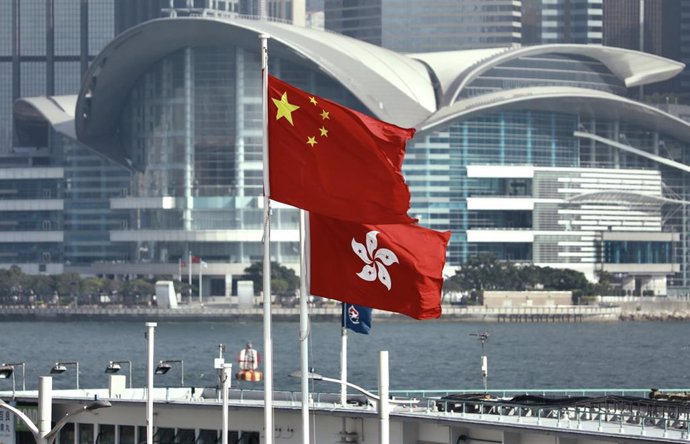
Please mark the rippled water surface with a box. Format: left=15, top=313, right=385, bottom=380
left=1, top=320, right=688, bottom=392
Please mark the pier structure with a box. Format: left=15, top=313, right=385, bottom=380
left=2, top=386, right=689, bottom=444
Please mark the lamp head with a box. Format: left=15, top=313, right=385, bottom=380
left=50, top=363, right=67, bottom=374
left=289, top=370, right=323, bottom=381
left=86, top=399, right=112, bottom=411
left=104, top=362, right=121, bottom=374
left=155, top=361, right=172, bottom=375
left=0, top=364, right=14, bottom=379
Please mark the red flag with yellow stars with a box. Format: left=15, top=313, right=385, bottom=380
left=267, top=75, right=416, bottom=224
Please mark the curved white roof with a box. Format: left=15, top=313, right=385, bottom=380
left=409, top=47, right=508, bottom=104
left=413, top=44, right=685, bottom=107
left=14, top=96, right=77, bottom=141
left=76, top=16, right=436, bottom=149
left=419, top=86, right=690, bottom=145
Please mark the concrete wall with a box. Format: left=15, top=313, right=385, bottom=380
left=483, top=291, right=572, bottom=308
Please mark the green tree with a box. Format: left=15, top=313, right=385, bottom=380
left=445, top=255, right=592, bottom=297
left=122, top=279, right=156, bottom=305
left=243, top=261, right=299, bottom=296
left=25, top=274, right=56, bottom=302
left=55, top=272, right=82, bottom=298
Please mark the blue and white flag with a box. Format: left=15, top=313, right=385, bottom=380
left=342, top=303, right=372, bottom=334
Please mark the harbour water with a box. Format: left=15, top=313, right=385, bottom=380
left=1, top=320, right=688, bottom=393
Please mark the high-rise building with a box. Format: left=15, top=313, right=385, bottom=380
left=602, top=0, right=682, bottom=94
left=679, top=0, right=690, bottom=97
left=539, top=0, right=603, bottom=44
left=0, top=0, right=308, bottom=155
left=324, top=0, right=522, bottom=52
left=0, top=0, right=116, bottom=154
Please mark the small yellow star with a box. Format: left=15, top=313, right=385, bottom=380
left=320, top=109, right=330, bottom=120
left=272, top=92, right=300, bottom=125
left=319, top=126, right=328, bottom=137
left=309, top=96, right=318, bottom=105
left=306, top=136, right=318, bottom=147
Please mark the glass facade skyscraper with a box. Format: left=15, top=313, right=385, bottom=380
left=325, top=0, right=522, bottom=52
left=0, top=0, right=116, bottom=154
left=540, top=0, right=603, bottom=44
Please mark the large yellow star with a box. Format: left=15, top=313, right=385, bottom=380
left=306, top=136, right=318, bottom=147
left=272, top=92, right=300, bottom=125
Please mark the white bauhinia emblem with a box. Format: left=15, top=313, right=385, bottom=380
left=352, top=231, right=399, bottom=290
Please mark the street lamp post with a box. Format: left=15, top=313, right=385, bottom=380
left=50, top=361, right=79, bottom=389
left=214, top=354, right=232, bottom=444
left=145, top=322, right=157, bottom=444
left=155, top=360, right=184, bottom=386
left=105, top=360, right=133, bottom=388
left=44, top=400, right=112, bottom=444
left=378, top=351, right=389, bottom=444
left=0, top=362, right=26, bottom=396
left=290, top=352, right=413, bottom=444
left=0, top=376, right=110, bottom=444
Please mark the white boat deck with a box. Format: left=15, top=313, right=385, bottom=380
left=2, top=387, right=689, bottom=443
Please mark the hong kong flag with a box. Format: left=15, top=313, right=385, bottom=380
left=310, top=213, right=450, bottom=320
left=268, top=75, right=415, bottom=224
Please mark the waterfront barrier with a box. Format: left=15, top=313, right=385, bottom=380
left=441, top=305, right=621, bottom=322
left=0, top=304, right=622, bottom=322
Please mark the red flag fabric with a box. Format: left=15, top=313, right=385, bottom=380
left=309, top=213, right=451, bottom=320
left=191, top=256, right=201, bottom=263
left=268, top=75, right=415, bottom=224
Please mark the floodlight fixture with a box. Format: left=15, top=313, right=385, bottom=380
left=0, top=362, right=26, bottom=395
left=154, top=362, right=171, bottom=375
left=104, top=362, right=121, bottom=373
left=155, top=359, right=184, bottom=385
left=0, top=365, right=14, bottom=379
left=50, top=361, right=79, bottom=389
left=105, top=360, right=132, bottom=388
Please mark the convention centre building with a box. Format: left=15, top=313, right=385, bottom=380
left=8, top=15, right=690, bottom=296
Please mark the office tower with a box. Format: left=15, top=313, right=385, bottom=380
left=0, top=0, right=116, bottom=154
left=540, top=0, right=603, bottom=44
left=678, top=0, right=689, bottom=97
left=324, top=0, right=522, bottom=52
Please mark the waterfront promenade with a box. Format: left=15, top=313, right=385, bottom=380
left=0, top=303, right=622, bottom=322
left=4, top=297, right=690, bottom=322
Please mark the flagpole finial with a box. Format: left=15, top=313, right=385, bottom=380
left=259, top=33, right=271, bottom=40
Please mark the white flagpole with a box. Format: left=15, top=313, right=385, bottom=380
left=260, top=33, right=274, bottom=444
left=340, top=305, right=348, bottom=406
left=188, top=251, right=192, bottom=304
left=299, top=209, right=310, bottom=444
left=198, top=258, right=203, bottom=305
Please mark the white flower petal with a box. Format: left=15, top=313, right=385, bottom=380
left=376, top=262, right=392, bottom=291
left=352, top=238, right=372, bottom=264
left=366, top=231, right=379, bottom=258
left=356, top=264, right=377, bottom=282
left=375, top=248, right=399, bottom=266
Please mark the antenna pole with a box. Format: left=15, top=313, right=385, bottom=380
left=470, top=332, right=489, bottom=392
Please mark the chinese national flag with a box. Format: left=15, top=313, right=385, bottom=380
left=309, top=213, right=451, bottom=320
left=268, top=75, right=415, bottom=224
